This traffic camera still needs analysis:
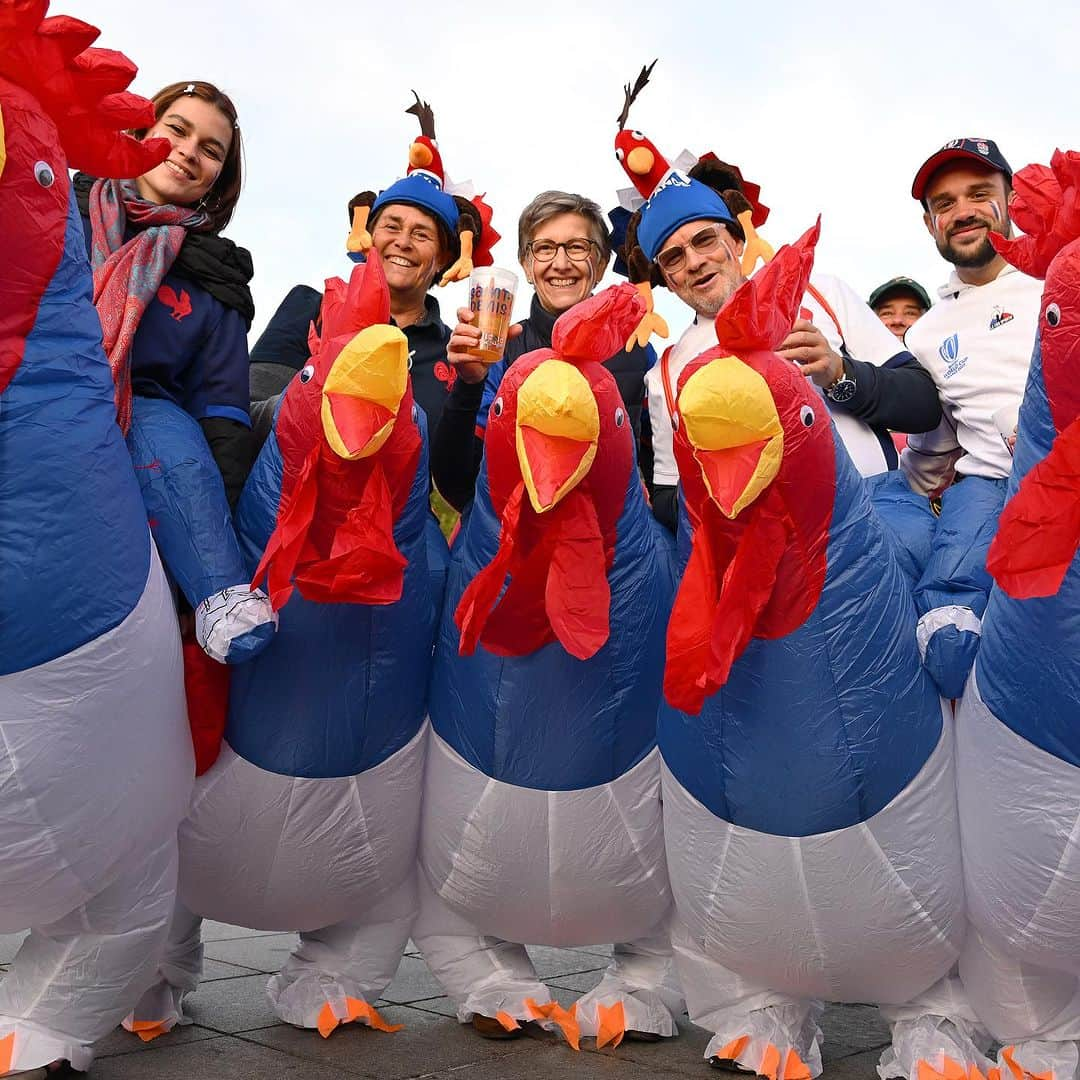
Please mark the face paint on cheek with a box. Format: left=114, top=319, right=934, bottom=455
left=987, top=199, right=1003, bottom=223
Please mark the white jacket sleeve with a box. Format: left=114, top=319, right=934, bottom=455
left=901, top=415, right=962, bottom=494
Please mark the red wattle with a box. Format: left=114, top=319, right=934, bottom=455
left=544, top=491, right=609, bottom=659
left=988, top=417, right=1080, bottom=598
left=455, top=483, right=524, bottom=655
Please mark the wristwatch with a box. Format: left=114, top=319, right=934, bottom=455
left=824, top=358, right=856, bottom=404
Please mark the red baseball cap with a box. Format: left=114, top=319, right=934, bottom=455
left=912, top=138, right=1013, bottom=202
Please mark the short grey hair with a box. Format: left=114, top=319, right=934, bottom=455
left=517, top=190, right=612, bottom=265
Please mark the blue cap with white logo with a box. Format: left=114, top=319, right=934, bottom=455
left=636, top=172, right=738, bottom=262
left=371, top=172, right=460, bottom=235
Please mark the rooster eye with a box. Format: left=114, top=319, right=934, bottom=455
left=615, top=148, right=625, bottom=162
left=1046, top=303, right=1061, bottom=327
left=299, top=364, right=315, bottom=384
left=34, top=161, right=55, bottom=187
left=614, top=407, right=625, bottom=427
left=631, top=130, right=644, bottom=140
left=492, top=396, right=504, bottom=418
left=800, top=405, right=815, bottom=427
left=671, top=412, right=680, bottom=432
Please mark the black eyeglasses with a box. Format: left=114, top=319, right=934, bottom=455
left=655, top=224, right=734, bottom=275
left=526, top=238, right=598, bottom=263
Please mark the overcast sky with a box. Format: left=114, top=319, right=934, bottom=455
left=76, top=0, right=1077, bottom=343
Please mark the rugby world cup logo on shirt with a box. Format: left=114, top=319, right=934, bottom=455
left=939, top=333, right=967, bottom=379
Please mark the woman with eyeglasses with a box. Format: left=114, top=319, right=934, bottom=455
left=431, top=191, right=657, bottom=510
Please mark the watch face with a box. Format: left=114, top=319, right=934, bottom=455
left=827, top=377, right=856, bottom=403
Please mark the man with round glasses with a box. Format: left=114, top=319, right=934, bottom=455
left=627, top=168, right=943, bottom=532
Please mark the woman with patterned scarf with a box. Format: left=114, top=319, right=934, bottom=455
left=73, top=79, right=255, bottom=507
left=73, top=80, right=277, bottom=670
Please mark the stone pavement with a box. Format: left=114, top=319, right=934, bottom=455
left=0, top=923, right=892, bottom=1078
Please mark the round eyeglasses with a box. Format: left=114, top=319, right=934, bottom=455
left=654, top=224, right=734, bottom=275
left=526, top=238, right=598, bottom=263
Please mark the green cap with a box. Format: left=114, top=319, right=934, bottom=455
left=868, top=277, right=931, bottom=312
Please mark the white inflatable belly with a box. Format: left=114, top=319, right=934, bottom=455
left=178, top=722, right=426, bottom=931
left=420, top=729, right=670, bottom=947
left=0, top=543, right=191, bottom=932
left=958, top=672, right=1080, bottom=976
left=662, top=706, right=964, bottom=1005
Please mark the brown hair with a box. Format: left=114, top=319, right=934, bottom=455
left=517, top=190, right=612, bottom=265
left=133, top=81, right=244, bottom=233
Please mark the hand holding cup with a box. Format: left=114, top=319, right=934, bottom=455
left=447, top=308, right=522, bottom=384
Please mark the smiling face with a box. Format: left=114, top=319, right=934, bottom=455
left=658, top=218, right=746, bottom=319
left=135, top=95, right=233, bottom=208
left=523, top=212, right=607, bottom=315
left=370, top=203, right=449, bottom=303
left=923, top=162, right=1013, bottom=270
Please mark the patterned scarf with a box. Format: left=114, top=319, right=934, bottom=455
left=89, top=178, right=208, bottom=433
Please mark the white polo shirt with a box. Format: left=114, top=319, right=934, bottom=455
left=901, top=264, right=1042, bottom=494
left=646, top=273, right=904, bottom=486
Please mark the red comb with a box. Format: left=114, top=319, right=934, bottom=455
left=551, top=284, right=647, bottom=364
left=320, top=251, right=391, bottom=343
left=714, top=218, right=821, bottom=353
left=992, top=150, right=1080, bottom=280
left=0, top=7, right=168, bottom=178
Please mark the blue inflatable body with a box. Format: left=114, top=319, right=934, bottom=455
left=227, top=399, right=443, bottom=778
left=1, top=191, right=150, bottom=675
left=431, top=456, right=674, bottom=791
left=660, top=430, right=942, bottom=837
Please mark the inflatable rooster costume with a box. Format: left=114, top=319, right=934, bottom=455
left=124, top=253, right=447, bottom=1042
left=0, top=3, right=193, bottom=1071
left=957, top=150, right=1080, bottom=1080
left=660, top=225, right=979, bottom=1079
left=414, top=285, right=683, bottom=1047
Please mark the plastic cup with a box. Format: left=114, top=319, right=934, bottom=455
left=993, top=403, right=1020, bottom=457
left=466, top=267, right=518, bottom=364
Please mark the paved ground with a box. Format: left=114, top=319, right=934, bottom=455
left=0, top=924, right=892, bottom=1078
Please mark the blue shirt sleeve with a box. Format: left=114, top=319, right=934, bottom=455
left=475, top=357, right=509, bottom=433
left=185, top=305, right=252, bottom=427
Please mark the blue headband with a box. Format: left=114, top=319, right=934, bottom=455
left=636, top=173, right=738, bottom=262
left=371, top=173, right=459, bottom=235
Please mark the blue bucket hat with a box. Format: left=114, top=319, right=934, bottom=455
left=636, top=172, right=738, bottom=262
left=371, top=172, right=459, bottom=235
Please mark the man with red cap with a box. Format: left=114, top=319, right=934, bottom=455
left=903, top=139, right=1043, bottom=699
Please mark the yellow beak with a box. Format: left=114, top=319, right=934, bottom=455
left=678, top=355, right=784, bottom=517
left=408, top=141, right=433, bottom=169
left=626, top=146, right=655, bottom=177
left=515, top=360, right=600, bottom=513
left=320, top=324, right=409, bottom=459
